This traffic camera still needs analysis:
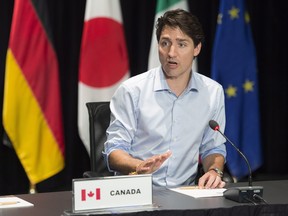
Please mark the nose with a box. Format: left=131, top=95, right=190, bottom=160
left=168, top=45, right=177, bottom=58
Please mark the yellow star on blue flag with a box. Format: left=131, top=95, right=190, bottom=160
left=225, top=85, right=237, bottom=98
left=243, top=80, right=254, bottom=92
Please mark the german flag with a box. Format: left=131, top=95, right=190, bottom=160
left=3, top=0, right=65, bottom=184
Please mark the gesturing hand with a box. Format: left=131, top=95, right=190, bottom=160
left=136, top=151, right=172, bottom=174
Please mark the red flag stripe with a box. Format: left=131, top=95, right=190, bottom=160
left=81, top=189, right=86, bottom=201
left=96, top=188, right=101, bottom=200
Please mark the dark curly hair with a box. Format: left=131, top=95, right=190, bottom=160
left=156, top=9, right=205, bottom=46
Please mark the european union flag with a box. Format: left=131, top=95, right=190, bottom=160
left=211, top=0, right=262, bottom=179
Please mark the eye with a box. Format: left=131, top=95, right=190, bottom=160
left=160, top=40, right=170, bottom=47
left=178, top=42, right=187, bottom=48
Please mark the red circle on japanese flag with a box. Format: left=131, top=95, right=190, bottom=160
left=79, top=18, right=129, bottom=87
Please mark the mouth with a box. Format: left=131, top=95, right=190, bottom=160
left=168, top=60, right=177, bottom=66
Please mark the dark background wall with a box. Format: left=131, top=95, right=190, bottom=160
left=0, top=0, right=287, bottom=195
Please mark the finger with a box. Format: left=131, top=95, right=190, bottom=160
left=218, top=180, right=226, bottom=188
left=204, top=177, right=215, bottom=189
left=138, top=167, right=150, bottom=173
left=138, top=161, right=155, bottom=174
left=156, top=154, right=171, bottom=167
left=163, top=150, right=172, bottom=158
left=138, top=160, right=154, bottom=173
left=198, top=176, right=207, bottom=188
left=147, top=158, right=162, bottom=169
left=159, top=151, right=172, bottom=163
left=210, top=177, right=221, bottom=189
left=161, top=151, right=172, bottom=160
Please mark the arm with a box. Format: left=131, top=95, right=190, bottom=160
left=104, top=82, right=173, bottom=175
left=109, top=149, right=172, bottom=175
left=202, top=153, right=225, bottom=172
left=198, top=153, right=226, bottom=188
left=197, top=84, right=227, bottom=188
left=108, top=150, right=142, bottom=174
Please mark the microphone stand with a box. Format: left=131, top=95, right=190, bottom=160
left=209, top=120, right=263, bottom=203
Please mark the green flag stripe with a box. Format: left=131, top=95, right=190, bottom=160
left=156, top=0, right=184, bottom=13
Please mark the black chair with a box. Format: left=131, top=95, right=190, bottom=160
left=83, top=101, right=113, bottom=178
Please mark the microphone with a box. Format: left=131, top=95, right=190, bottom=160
left=209, top=120, right=263, bottom=203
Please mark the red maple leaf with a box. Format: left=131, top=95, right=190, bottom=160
left=88, top=191, right=94, bottom=197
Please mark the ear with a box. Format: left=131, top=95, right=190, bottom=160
left=193, top=42, right=202, bottom=57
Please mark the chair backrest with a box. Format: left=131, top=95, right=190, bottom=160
left=86, top=101, right=113, bottom=177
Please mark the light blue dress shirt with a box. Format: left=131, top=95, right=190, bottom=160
left=103, top=67, right=226, bottom=187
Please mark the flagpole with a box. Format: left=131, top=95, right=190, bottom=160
left=29, top=183, right=37, bottom=194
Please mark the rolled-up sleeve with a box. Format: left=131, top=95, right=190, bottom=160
left=200, top=85, right=227, bottom=161
left=102, top=84, right=136, bottom=171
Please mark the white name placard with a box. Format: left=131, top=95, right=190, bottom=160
left=72, top=174, right=152, bottom=213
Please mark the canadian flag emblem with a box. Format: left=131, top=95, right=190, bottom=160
left=81, top=188, right=101, bottom=201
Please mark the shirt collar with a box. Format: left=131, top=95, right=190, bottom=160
left=154, top=67, right=169, bottom=92
left=188, top=72, right=199, bottom=92
left=154, top=67, right=199, bottom=93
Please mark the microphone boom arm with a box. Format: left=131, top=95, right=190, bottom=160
left=217, top=129, right=252, bottom=186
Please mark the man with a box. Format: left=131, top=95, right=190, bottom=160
left=103, top=9, right=226, bottom=188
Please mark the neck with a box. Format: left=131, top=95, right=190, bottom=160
left=166, top=72, right=192, bottom=97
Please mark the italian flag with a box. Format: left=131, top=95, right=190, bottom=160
left=3, top=0, right=65, bottom=184
left=78, top=0, right=129, bottom=153
left=148, top=0, right=197, bottom=72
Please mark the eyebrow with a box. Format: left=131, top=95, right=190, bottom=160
left=160, top=37, right=189, bottom=42
left=176, top=38, right=189, bottom=43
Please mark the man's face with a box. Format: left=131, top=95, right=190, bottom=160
left=158, top=26, right=201, bottom=79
